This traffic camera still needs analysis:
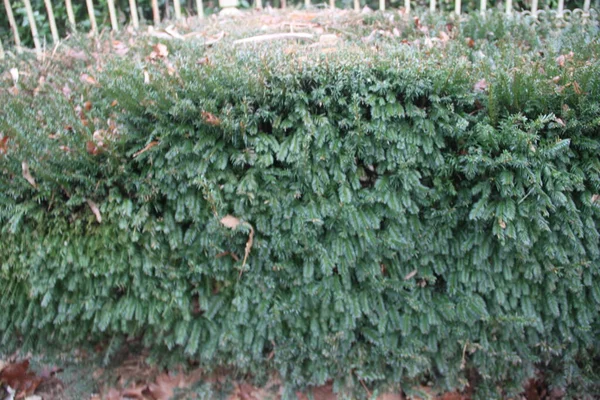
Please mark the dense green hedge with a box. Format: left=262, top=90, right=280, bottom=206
left=1, top=14, right=599, bottom=398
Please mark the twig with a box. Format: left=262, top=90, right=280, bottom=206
left=234, top=33, right=314, bottom=44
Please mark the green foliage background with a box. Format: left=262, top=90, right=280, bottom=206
left=1, top=12, right=599, bottom=399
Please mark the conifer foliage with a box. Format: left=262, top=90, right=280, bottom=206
left=1, top=17, right=599, bottom=398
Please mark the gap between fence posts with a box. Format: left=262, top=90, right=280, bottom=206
left=196, top=0, right=204, bottom=18
left=22, top=0, right=42, bottom=55
left=152, top=0, right=160, bottom=24
left=3, top=0, right=22, bottom=53
left=129, top=0, right=140, bottom=28
left=86, top=0, right=99, bottom=34
left=65, top=0, right=77, bottom=30
left=107, top=0, right=119, bottom=31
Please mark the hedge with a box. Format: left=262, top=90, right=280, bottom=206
left=1, top=13, right=599, bottom=399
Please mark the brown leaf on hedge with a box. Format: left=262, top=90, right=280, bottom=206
left=556, top=54, right=566, bottom=67
left=201, top=111, right=221, bottom=126
left=80, top=73, right=98, bottom=85
left=149, top=43, right=169, bottom=60
left=0, top=135, right=9, bottom=155
left=466, top=37, right=475, bottom=48
left=22, top=161, right=37, bottom=188
left=573, top=81, right=582, bottom=95
left=473, top=79, right=488, bottom=93
left=84, top=101, right=93, bottom=111
left=592, top=194, right=599, bottom=203
left=221, top=215, right=241, bottom=229
left=132, top=141, right=159, bottom=158
left=404, top=269, right=417, bottom=280
left=87, top=199, right=102, bottom=223
left=86, top=141, right=100, bottom=155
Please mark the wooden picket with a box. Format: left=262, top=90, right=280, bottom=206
left=196, top=0, right=205, bottom=18
left=86, top=0, right=98, bottom=35
left=129, top=0, right=140, bottom=29
left=3, top=0, right=21, bottom=53
left=43, top=0, right=60, bottom=42
left=22, top=0, right=41, bottom=55
left=65, top=0, right=77, bottom=30
left=107, top=0, right=119, bottom=31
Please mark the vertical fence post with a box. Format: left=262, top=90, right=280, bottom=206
left=107, top=0, right=119, bottom=31
left=405, top=0, right=410, bottom=15
left=196, top=0, right=204, bottom=18
left=4, top=0, right=22, bottom=53
left=557, top=0, right=564, bottom=16
left=330, top=0, right=334, bottom=9
left=455, top=0, right=461, bottom=15
left=0, top=37, right=5, bottom=60
left=256, top=0, right=263, bottom=9
left=23, top=0, right=42, bottom=55
left=152, top=0, right=160, bottom=25
left=480, top=0, right=486, bottom=14
left=505, top=0, right=512, bottom=14
left=129, top=0, right=140, bottom=28
left=86, top=0, right=98, bottom=34
left=354, top=0, right=359, bottom=11
left=531, top=0, right=537, bottom=14
left=583, top=0, right=590, bottom=11
left=430, top=0, right=435, bottom=12
left=379, top=0, right=385, bottom=10
left=43, top=0, right=60, bottom=42
left=281, top=0, right=286, bottom=9
left=173, top=0, right=182, bottom=19
left=65, top=0, right=77, bottom=30
left=305, top=0, right=310, bottom=8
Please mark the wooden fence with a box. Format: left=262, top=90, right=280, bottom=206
left=0, top=0, right=596, bottom=59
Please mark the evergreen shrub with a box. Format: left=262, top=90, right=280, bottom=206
left=1, top=15, right=599, bottom=398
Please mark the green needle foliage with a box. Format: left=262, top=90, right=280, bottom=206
left=0, top=12, right=599, bottom=399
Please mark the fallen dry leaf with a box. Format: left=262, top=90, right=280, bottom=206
left=573, top=81, right=582, bottom=95
left=84, top=101, right=92, bottom=111
left=22, top=161, right=37, bottom=188
left=556, top=54, right=566, bottom=67
left=86, top=141, right=101, bottom=155
left=149, top=43, right=169, bottom=59
left=498, top=219, right=506, bottom=229
left=87, top=199, right=102, bottom=223
left=0, top=360, right=42, bottom=398
left=466, top=37, right=475, bottom=48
